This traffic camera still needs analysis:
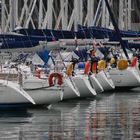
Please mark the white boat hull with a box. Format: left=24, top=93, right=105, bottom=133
left=25, top=87, right=62, bottom=105
left=96, top=71, right=115, bottom=91
left=0, top=74, right=82, bottom=108
left=89, top=74, right=104, bottom=93
left=23, top=78, right=48, bottom=90
left=0, top=85, right=28, bottom=104
left=73, top=75, right=97, bottom=98
left=62, top=78, right=80, bottom=100
left=109, top=67, right=140, bottom=89
left=0, top=79, right=61, bottom=107
left=23, top=77, right=80, bottom=101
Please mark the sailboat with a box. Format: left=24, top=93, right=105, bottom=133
left=103, top=0, right=140, bottom=90
left=0, top=61, right=63, bottom=108
left=73, top=0, right=140, bottom=90
left=0, top=35, right=79, bottom=108
left=48, top=51, right=97, bottom=99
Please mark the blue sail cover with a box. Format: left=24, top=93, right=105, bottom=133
left=12, top=27, right=140, bottom=50
left=77, top=24, right=140, bottom=41
left=14, top=26, right=140, bottom=41
left=14, top=28, right=77, bottom=39
left=0, top=33, right=54, bottom=50
left=37, top=50, right=49, bottom=63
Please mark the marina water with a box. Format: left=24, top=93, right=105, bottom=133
left=0, top=88, right=140, bottom=139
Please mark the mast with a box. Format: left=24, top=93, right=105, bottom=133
left=104, top=0, right=130, bottom=61
left=119, top=0, right=124, bottom=29
left=1, top=0, right=5, bottom=32
left=92, top=0, right=102, bottom=26
left=38, top=0, right=43, bottom=29
left=127, top=0, right=132, bottom=30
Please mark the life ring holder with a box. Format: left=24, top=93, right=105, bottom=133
left=48, top=72, right=63, bottom=86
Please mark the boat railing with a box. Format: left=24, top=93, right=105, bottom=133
left=0, top=70, right=23, bottom=86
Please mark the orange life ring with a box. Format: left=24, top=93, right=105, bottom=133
left=131, top=57, right=137, bottom=67
left=84, top=61, right=90, bottom=74
left=48, top=72, right=63, bottom=86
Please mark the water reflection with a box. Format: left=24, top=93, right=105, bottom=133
left=0, top=89, right=140, bottom=139
left=0, top=109, right=33, bottom=140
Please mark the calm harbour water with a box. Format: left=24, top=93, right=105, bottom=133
left=0, top=88, right=140, bottom=140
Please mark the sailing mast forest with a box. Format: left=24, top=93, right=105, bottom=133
left=0, top=0, right=139, bottom=32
